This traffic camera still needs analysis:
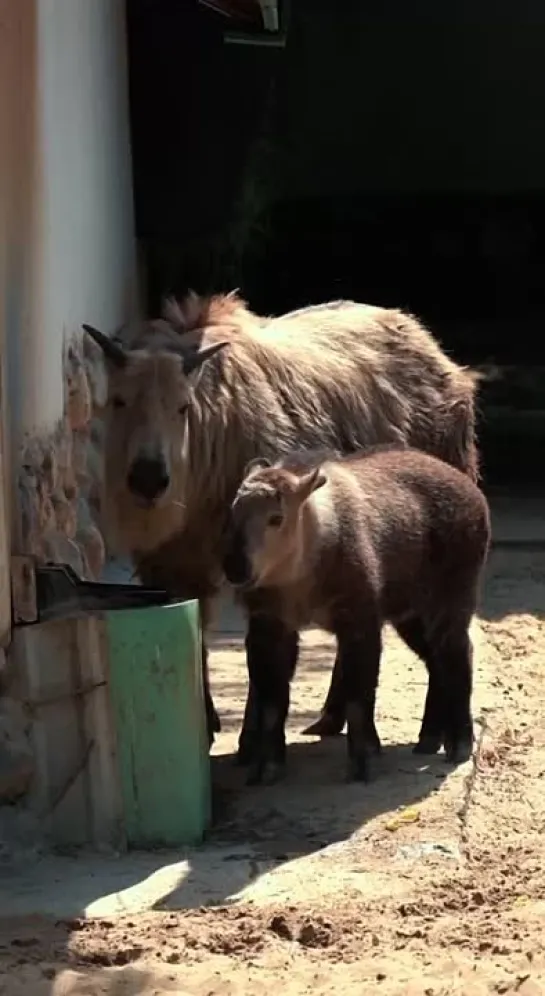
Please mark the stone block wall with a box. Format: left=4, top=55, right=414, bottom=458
left=0, top=335, right=107, bottom=822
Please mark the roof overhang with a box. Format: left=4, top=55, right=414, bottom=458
left=198, top=0, right=285, bottom=46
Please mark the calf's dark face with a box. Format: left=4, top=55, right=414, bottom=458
left=222, top=522, right=253, bottom=587
left=222, top=490, right=286, bottom=589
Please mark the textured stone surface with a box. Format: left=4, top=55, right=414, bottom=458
left=0, top=698, right=32, bottom=751
left=0, top=745, right=33, bottom=803
left=17, top=331, right=106, bottom=582
left=65, top=340, right=93, bottom=432
left=2, top=330, right=109, bottom=818
left=0, top=700, right=33, bottom=804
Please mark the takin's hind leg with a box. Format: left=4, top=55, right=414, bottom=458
left=395, top=616, right=445, bottom=756
left=302, top=647, right=346, bottom=737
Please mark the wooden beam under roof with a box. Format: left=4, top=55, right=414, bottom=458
left=197, top=0, right=262, bottom=23
left=198, top=0, right=279, bottom=31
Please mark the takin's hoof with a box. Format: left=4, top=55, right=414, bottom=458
left=205, top=705, right=221, bottom=748
left=205, top=719, right=219, bottom=748
left=302, top=712, right=345, bottom=737
left=246, top=758, right=286, bottom=787
left=413, top=733, right=443, bottom=756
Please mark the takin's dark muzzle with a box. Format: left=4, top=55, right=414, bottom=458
left=126, top=455, right=170, bottom=506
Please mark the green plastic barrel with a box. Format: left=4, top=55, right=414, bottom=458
left=106, top=598, right=211, bottom=848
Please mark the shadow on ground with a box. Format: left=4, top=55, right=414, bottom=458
left=149, top=733, right=452, bottom=912
left=479, top=546, right=545, bottom=622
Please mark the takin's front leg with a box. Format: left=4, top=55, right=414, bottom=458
left=236, top=680, right=260, bottom=766
left=201, top=638, right=221, bottom=747
left=197, top=598, right=221, bottom=748
left=241, top=613, right=297, bottom=785
left=336, top=621, right=382, bottom=783
left=301, top=646, right=346, bottom=737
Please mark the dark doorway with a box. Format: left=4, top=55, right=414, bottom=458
left=126, top=0, right=545, bottom=483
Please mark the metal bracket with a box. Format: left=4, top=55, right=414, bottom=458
left=11, top=557, right=171, bottom=628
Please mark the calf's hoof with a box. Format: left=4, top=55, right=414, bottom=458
left=367, top=728, right=383, bottom=755
left=413, top=733, right=443, bottom=756
left=345, top=750, right=376, bottom=783
left=444, top=729, right=474, bottom=765
left=302, top=711, right=345, bottom=737
left=235, top=731, right=260, bottom=767
left=246, top=757, right=286, bottom=786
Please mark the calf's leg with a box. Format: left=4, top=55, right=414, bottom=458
left=337, top=621, right=382, bottom=782
left=394, top=616, right=444, bottom=755
left=408, top=608, right=474, bottom=763
left=436, top=626, right=474, bottom=763
left=242, top=613, right=297, bottom=785
left=237, top=622, right=298, bottom=765
left=302, top=647, right=346, bottom=737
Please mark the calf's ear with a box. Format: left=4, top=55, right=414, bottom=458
left=297, top=466, right=327, bottom=502
left=244, top=457, right=271, bottom=477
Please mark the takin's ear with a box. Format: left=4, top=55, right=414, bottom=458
left=182, top=341, right=229, bottom=378
left=82, top=324, right=127, bottom=369
left=296, top=466, right=328, bottom=502
left=244, top=457, right=271, bottom=478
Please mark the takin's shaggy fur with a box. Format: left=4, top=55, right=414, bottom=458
left=85, top=292, right=480, bottom=752
left=223, top=446, right=491, bottom=785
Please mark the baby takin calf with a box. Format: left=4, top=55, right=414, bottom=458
left=223, top=446, right=491, bottom=785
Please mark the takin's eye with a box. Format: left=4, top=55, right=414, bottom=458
left=268, top=513, right=284, bottom=528
left=178, top=402, right=190, bottom=416
left=111, top=395, right=126, bottom=410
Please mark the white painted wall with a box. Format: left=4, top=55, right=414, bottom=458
left=0, top=0, right=138, bottom=848
left=0, top=0, right=138, bottom=443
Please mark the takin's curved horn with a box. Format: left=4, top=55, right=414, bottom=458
left=82, top=324, right=127, bottom=368
left=182, top=340, right=229, bottom=376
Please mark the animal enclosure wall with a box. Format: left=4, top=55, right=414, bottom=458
left=0, top=0, right=138, bottom=847
left=127, top=0, right=545, bottom=363
left=253, top=0, right=545, bottom=359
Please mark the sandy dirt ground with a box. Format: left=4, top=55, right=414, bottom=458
left=1, top=544, right=545, bottom=995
